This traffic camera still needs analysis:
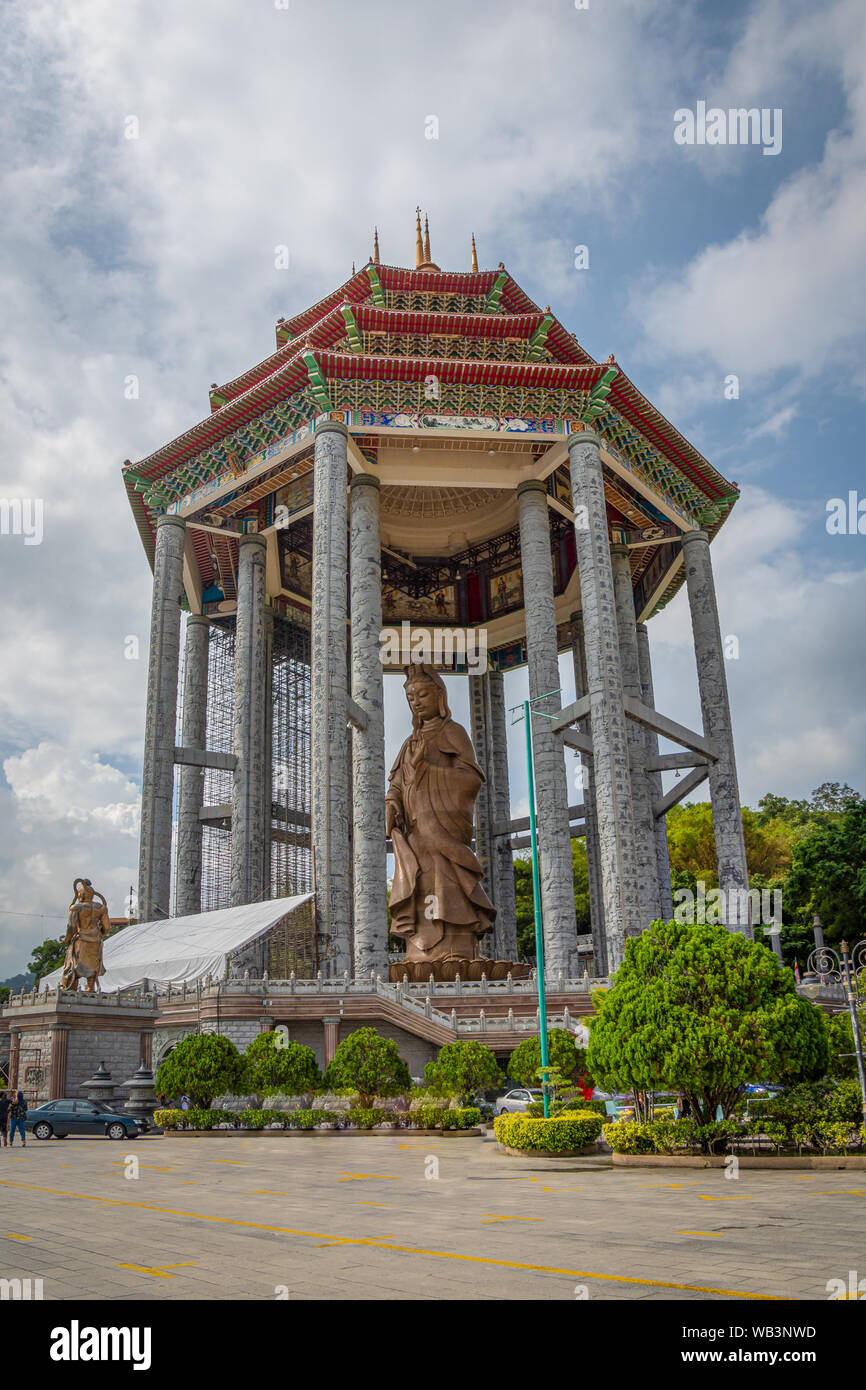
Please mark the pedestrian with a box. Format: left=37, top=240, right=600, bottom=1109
left=180, top=1094, right=190, bottom=1112
left=8, top=1091, right=27, bottom=1147
left=0, top=1091, right=10, bottom=1148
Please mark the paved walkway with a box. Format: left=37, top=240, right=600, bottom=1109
left=0, top=1132, right=858, bottom=1300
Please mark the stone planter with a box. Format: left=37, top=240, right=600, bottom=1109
left=611, top=1152, right=866, bottom=1169
left=497, top=1143, right=603, bottom=1159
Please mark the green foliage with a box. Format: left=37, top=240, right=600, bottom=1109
left=602, top=1121, right=656, bottom=1154
left=242, top=1033, right=322, bottom=1095
left=494, top=1111, right=603, bottom=1153
left=515, top=838, right=590, bottom=960
left=345, top=1107, right=386, bottom=1129
left=439, top=1107, right=481, bottom=1130
left=587, top=919, right=829, bottom=1125
left=827, top=1007, right=866, bottom=1080
left=289, top=1110, right=338, bottom=1129
left=323, top=1028, right=411, bottom=1107
left=408, top=1092, right=451, bottom=1111
left=424, top=1041, right=502, bottom=1103
left=785, top=799, right=866, bottom=944
left=154, top=1108, right=237, bottom=1130
left=507, top=1028, right=587, bottom=1088
left=409, top=1105, right=448, bottom=1129
left=155, top=1033, right=245, bottom=1108
left=28, top=937, right=66, bottom=983
left=153, top=1109, right=181, bottom=1130
left=603, top=1118, right=743, bottom=1156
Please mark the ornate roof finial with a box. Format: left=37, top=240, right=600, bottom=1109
left=351, top=261, right=356, bottom=276
left=423, top=213, right=431, bottom=265
left=471, top=233, right=478, bottom=273
left=373, top=226, right=380, bottom=265
left=415, top=207, right=423, bottom=269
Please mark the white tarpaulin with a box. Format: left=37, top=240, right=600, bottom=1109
left=41, top=894, right=313, bottom=993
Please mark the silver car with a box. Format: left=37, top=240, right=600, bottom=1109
left=495, top=1088, right=542, bottom=1115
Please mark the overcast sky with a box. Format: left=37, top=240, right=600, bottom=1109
left=1, top=0, right=864, bottom=976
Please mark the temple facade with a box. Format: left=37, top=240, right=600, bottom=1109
left=124, top=213, right=749, bottom=981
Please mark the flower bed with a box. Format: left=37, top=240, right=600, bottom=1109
left=494, top=1110, right=604, bottom=1155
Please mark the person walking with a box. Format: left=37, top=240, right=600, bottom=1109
left=0, top=1091, right=10, bottom=1148
left=8, top=1091, right=27, bottom=1147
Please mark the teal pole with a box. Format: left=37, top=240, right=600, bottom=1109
left=524, top=699, right=551, bottom=1118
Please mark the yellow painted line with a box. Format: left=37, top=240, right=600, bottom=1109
left=397, top=1144, right=438, bottom=1151
left=481, top=1215, right=544, bottom=1224
left=540, top=1186, right=585, bottom=1192
left=116, top=1261, right=197, bottom=1280
left=699, top=1195, right=753, bottom=1202
left=110, top=1163, right=173, bottom=1173
left=638, top=1183, right=700, bottom=1189
left=678, top=1231, right=725, bottom=1238
left=359, top=1202, right=390, bottom=1207
left=337, top=1173, right=401, bottom=1182
left=5, top=1233, right=32, bottom=1241
left=811, top=1190, right=864, bottom=1197
left=214, top=1160, right=246, bottom=1165
left=0, top=1179, right=783, bottom=1300
left=251, top=1190, right=292, bottom=1196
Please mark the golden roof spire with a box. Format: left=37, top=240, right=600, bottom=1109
left=351, top=261, right=356, bottom=276
left=423, top=213, right=431, bottom=265
left=471, top=233, right=478, bottom=273
left=415, top=207, right=423, bottom=269
left=373, top=226, right=380, bottom=265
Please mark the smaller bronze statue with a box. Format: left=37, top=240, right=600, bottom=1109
left=61, top=878, right=110, bottom=993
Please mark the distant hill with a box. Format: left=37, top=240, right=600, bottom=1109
left=0, top=973, right=33, bottom=992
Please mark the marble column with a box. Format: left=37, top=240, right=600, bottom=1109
left=311, top=421, right=352, bottom=976
left=175, top=614, right=210, bottom=916
left=570, top=612, right=607, bottom=976
left=516, top=479, right=578, bottom=977
left=636, top=622, right=674, bottom=923
left=567, top=431, right=642, bottom=971
left=49, top=1024, right=69, bottom=1101
left=8, top=1029, right=21, bottom=1091
left=469, top=672, right=496, bottom=922
left=230, top=533, right=269, bottom=908
left=488, top=669, right=518, bottom=961
left=138, top=514, right=186, bottom=922
left=681, top=529, right=751, bottom=934
left=611, top=545, right=663, bottom=928
left=349, top=473, right=388, bottom=978
left=322, top=1016, right=341, bottom=1067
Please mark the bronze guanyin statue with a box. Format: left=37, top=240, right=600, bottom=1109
left=61, top=878, right=110, bottom=992
left=386, top=664, right=530, bottom=983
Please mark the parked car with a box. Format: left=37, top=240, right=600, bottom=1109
left=26, top=1099, right=145, bottom=1141
left=495, top=1088, right=542, bottom=1115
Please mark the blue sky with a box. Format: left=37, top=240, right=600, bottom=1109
left=1, top=0, right=865, bottom=976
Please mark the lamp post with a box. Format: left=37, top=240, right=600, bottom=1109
left=510, top=689, right=562, bottom=1120
left=806, top=938, right=866, bottom=1140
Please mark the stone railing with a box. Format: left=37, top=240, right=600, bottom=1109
left=3, top=985, right=158, bottom=1011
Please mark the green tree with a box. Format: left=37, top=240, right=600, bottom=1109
left=514, top=839, right=589, bottom=961
left=28, top=938, right=66, bottom=984
left=826, top=1006, right=866, bottom=1081
left=424, top=1041, right=503, bottom=1103
left=243, top=1033, right=321, bottom=1094
left=156, top=1033, right=245, bottom=1107
left=587, top=920, right=828, bottom=1129
left=784, top=801, right=866, bottom=945
left=508, top=1028, right=588, bottom=1088
left=323, top=1028, right=410, bottom=1107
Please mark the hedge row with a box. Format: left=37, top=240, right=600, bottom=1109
left=603, top=1117, right=866, bottom=1156
left=154, top=1107, right=481, bottom=1132
left=494, top=1111, right=604, bottom=1153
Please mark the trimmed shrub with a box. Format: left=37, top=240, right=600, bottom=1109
left=345, top=1107, right=386, bottom=1129
left=156, top=1033, right=245, bottom=1108
left=323, top=1028, right=411, bottom=1106
left=439, top=1107, right=481, bottom=1130
left=495, top=1111, right=603, bottom=1153
left=287, top=1109, right=338, bottom=1129
left=424, top=1041, right=503, bottom=1103
left=154, top=1109, right=181, bottom=1130
left=408, top=1105, right=446, bottom=1129
left=243, top=1034, right=322, bottom=1095
left=602, top=1121, right=655, bottom=1155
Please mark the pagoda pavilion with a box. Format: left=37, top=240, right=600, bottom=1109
left=123, top=212, right=749, bottom=981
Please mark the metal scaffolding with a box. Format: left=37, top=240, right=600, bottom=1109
left=200, top=619, right=235, bottom=912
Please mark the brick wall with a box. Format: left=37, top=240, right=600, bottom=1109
left=65, top=1029, right=145, bottom=1100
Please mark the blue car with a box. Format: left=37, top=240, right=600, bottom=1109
left=26, top=1099, right=145, bottom=1141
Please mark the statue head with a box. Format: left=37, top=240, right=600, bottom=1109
left=404, top=663, right=450, bottom=728
left=74, top=878, right=95, bottom=903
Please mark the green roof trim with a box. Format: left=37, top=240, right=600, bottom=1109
left=341, top=305, right=363, bottom=352
left=581, top=366, right=618, bottom=422
left=483, top=272, right=507, bottom=313
left=526, top=314, right=554, bottom=360
left=303, top=350, right=332, bottom=410
left=365, top=264, right=386, bottom=307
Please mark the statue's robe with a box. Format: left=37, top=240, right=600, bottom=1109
left=61, top=903, right=108, bottom=986
left=387, top=715, right=495, bottom=959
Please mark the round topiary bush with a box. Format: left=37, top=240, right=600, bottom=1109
left=494, top=1111, right=603, bottom=1153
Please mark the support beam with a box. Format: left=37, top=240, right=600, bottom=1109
left=311, top=421, right=352, bottom=975
left=174, top=746, right=237, bottom=771
left=647, top=752, right=709, bottom=772
left=495, top=803, right=586, bottom=838
left=561, top=727, right=594, bottom=758
left=175, top=615, right=210, bottom=916
left=517, top=479, right=579, bottom=977
left=637, top=622, right=674, bottom=922
left=612, top=545, right=663, bottom=926
left=653, top=764, right=710, bottom=818
left=623, top=698, right=718, bottom=760
left=682, top=528, right=751, bottom=934
left=550, top=696, right=591, bottom=734
left=349, top=473, right=388, bottom=978
left=230, top=534, right=269, bottom=907
left=138, top=514, right=186, bottom=922
left=568, top=431, right=642, bottom=971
